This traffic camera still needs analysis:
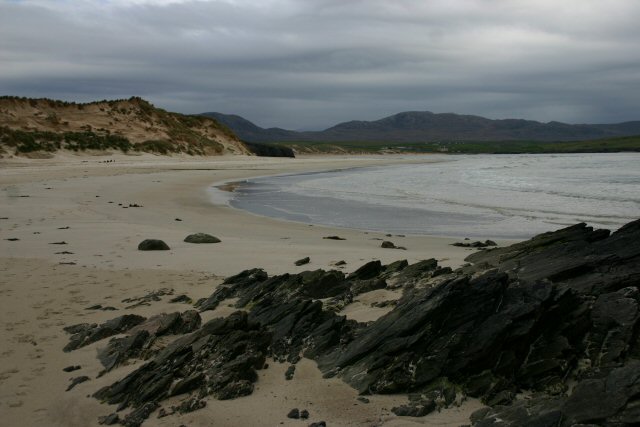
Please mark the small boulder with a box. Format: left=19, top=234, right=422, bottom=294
left=285, top=365, right=296, bottom=380
left=138, top=239, right=170, bottom=251
left=287, top=408, right=300, bottom=419
left=184, top=233, right=221, bottom=244
left=295, top=257, right=310, bottom=266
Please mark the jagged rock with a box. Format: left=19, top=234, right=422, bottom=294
left=137, top=239, right=170, bottom=251
left=98, top=413, right=119, bottom=425
left=169, top=294, right=192, bottom=304
left=308, top=422, right=326, bottom=427
left=89, top=313, right=194, bottom=376
left=485, top=390, right=515, bottom=407
left=384, top=258, right=438, bottom=289
left=381, top=259, right=409, bottom=276
left=196, top=268, right=267, bottom=312
left=392, top=399, right=436, bottom=417
left=63, top=365, right=81, bottom=372
left=300, top=409, right=310, bottom=419
left=129, top=311, right=202, bottom=336
left=586, top=287, right=639, bottom=369
left=464, top=370, right=496, bottom=397
left=561, top=361, right=640, bottom=426
left=98, top=330, right=151, bottom=372
left=381, top=241, right=396, bottom=248
left=63, top=314, right=146, bottom=352
left=295, top=257, right=311, bottom=266
left=66, top=375, right=90, bottom=391
left=471, top=396, right=564, bottom=426
left=216, top=379, right=254, bottom=400
left=350, top=278, right=387, bottom=295
left=184, top=233, right=221, bottom=244
left=324, top=292, right=354, bottom=312
left=432, top=266, right=453, bottom=277
left=94, top=312, right=270, bottom=414
left=122, top=402, right=159, bottom=427
left=299, top=270, right=349, bottom=299
left=175, top=396, right=206, bottom=413
left=348, top=260, right=382, bottom=280
left=86, top=220, right=640, bottom=427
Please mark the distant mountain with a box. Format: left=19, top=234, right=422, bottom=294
left=203, top=111, right=640, bottom=143
left=202, top=113, right=300, bottom=142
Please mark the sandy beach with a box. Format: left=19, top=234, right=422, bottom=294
left=0, top=152, right=493, bottom=426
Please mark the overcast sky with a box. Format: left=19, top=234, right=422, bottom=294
left=2, top=0, right=639, bottom=130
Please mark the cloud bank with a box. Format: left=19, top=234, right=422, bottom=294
left=2, top=0, right=639, bottom=129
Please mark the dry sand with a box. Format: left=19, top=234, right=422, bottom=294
left=0, top=152, right=495, bottom=426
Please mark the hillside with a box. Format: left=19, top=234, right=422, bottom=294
left=0, top=97, right=250, bottom=157
left=205, top=111, right=640, bottom=143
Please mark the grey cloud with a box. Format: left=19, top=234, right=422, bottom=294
left=1, top=0, right=639, bottom=129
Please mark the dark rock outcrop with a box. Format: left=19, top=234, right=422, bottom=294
left=137, top=239, right=170, bottom=251
left=97, top=311, right=202, bottom=372
left=94, top=311, right=271, bottom=424
left=63, top=314, right=146, bottom=352
left=86, top=219, right=640, bottom=426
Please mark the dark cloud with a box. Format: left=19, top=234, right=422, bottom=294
left=1, top=0, right=639, bottom=129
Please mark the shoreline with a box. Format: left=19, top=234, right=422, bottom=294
left=210, top=158, right=527, bottom=241
left=0, top=152, right=490, bottom=426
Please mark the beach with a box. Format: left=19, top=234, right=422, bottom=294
left=0, top=153, right=489, bottom=427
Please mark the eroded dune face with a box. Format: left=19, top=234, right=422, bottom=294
left=0, top=96, right=249, bottom=156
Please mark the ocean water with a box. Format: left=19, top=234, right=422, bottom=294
left=227, top=153, right=640, bottom=238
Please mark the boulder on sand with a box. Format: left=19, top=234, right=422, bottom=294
left=295, top=257, right=310, bottom=266
left=184, top=233, right=221, bottom=244
left=138, top=239, right=170, bottom=251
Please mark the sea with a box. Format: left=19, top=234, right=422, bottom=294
left=224, top=153, right=640, bottom=239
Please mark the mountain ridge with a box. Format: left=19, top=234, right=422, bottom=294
left=204, top=110, right=640, bottom=143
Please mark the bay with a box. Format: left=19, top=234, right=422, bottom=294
left=227, top=153, right=640, bottom=238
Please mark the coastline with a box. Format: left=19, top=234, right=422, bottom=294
left=0, top=152, right=491, bottom=426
